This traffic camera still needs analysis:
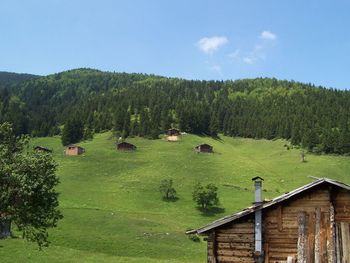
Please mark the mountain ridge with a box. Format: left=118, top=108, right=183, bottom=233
left=0, top=68, right=349, bottom=155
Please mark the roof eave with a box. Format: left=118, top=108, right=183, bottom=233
left=188, top=178, right=350, bottom=235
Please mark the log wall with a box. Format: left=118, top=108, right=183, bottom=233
left=208, top=219, right=255, bottom=263
left=206, top=184, right=350, bottom=263
left=334, top=189, right=350, bottom=262
left=263, top=187, right=332, bottom=262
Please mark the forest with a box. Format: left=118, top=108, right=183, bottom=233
left=0, top=68, right=349, bottom=154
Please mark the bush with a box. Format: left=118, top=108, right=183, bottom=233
left=192, top=183, right=219, bottom=210
left=159, top=179, right=177, bottom=201
left=188, top=234, right=200, bottom=242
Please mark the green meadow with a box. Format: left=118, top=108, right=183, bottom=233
left=1, top=133, right=350, bottom=262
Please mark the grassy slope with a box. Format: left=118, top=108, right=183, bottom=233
left=1, top=133, right=349, bottom=262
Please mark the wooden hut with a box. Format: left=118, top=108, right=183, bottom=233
left=34, top=146, right=52, bottom=153
left=194, top=143, right=213, bottom=153
left=117, top=142, right=136, bottom=151
left=187, top=177, right=350, bottom=263
left=65, top=145, right=85, bottom=156
left=167, top=128, right=180, bottom=136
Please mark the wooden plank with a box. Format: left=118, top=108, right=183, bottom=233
left=297, top=211, right=307, bottom=263
left=278, top=205, right=283, bottom=232
left=217, top=228, right=254, bottom=234
left=306, top=211, right=314, bottom=263
left=335, top=223, right=342, bottom=263
left=216, top=242, right=253, bottom=250
left=328, top=203, right=336, bottom=263
left=315, top=208, right=321, bottom=263
left=268, top=238, right=298, bottom=244
left=216, top=255, right=254, bottom=263
left=216, top=236, right=254, bottom=243
left=208, top=232, right=217, bottom=263
left=264, top=242, right=269, bottom=263
left=216, top=249, right=253, bottom=257
left=341, top=222, right=350, bottom=263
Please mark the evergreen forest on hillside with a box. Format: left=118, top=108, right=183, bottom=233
left=0, top=68, right=350, bottom=154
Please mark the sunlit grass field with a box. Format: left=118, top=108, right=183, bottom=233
left=1, top=133, right=349, bottom=262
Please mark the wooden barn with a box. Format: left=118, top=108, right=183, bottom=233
left=167, top=128, right=181, bottom=136
left=117, top=142, right=136, bottom=151
left=187, top=177, right=350, bottom=263
left=65, top=145, right=85, bottom=156
left=34, top=146, right=52, bottom=153
left=195, top=143, right=213, bottom=153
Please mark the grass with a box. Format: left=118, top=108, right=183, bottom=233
left=1, top=133, right=350, bottom=262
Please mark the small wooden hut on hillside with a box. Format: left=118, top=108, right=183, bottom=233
left=167, top=128, right=181, bottom=136
left=34, top=146, right=52, bottom=153
left=117, top=142, right=136, bottom=151
left=187, top=177, right=350, bottom=263
left=194, top=143, right=213, bottom=153
left=65, top=145, right=85, bottom=156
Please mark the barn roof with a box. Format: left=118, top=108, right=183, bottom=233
left=66, top=144, right=84, bottom=149
left=117, top=141, right=136, bottom=147
left=187, top=178, right=350, bottom=235
left=195, top=143, right=212, bottom=147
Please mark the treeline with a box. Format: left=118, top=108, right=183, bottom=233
left=1, top=68, right=350, bottom=154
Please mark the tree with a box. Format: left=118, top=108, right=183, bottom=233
left=83, top=126, right=94, bottom=141
left=300, top=150, right=306, bottom=162
left=209, top=113, right=220, bottom=137
left=0, top=122, right=62, bottom=248
left=192, top=183, right=219, bottom=210
left=61, top=117, right=84, bottom=146
left=159, top=179, right=177, bottom=201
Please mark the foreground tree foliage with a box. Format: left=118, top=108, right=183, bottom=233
left=0, top=123, right=62, bottom=248
left=1, top=69, right=350, bottom=154
left=192, top=183, right=219, bottom=210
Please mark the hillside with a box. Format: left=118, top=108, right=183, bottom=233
left=0, top=133, right=349, bottom=262
left=0, top=68, right=350, bottom=154
left=0, top=71, right=38, bottom=85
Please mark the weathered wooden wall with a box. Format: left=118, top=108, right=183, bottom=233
left=206, top=184, right=350, bottom=263
left=263, top=186, right=332, bottom=262
left=334, top=189, right=350, bottom=263
left=208, top=219, right=255, bottom=263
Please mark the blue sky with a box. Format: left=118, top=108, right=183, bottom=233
left=1, top=1, right=350, bottom=89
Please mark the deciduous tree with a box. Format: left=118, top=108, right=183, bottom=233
left=0, top=122, right=62, bottom=248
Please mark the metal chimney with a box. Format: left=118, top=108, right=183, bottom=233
left=252, top=176, right=264, bottom=262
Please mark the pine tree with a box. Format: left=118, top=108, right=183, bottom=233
left=61, top=117, right=84, bottom=146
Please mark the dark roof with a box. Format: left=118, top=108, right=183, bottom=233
left=117, top=142, right=136, bottom=147
left=252, top=176, right=264, bottom=181
left=168, top=128, right=180, bottom=131
left=34, top=146, right=52, bottom=152
left=195, top=143, right=212, bottom=148
left=66, top=144, right=84, bottom=149
left=187, top=178, right=350, bottom=235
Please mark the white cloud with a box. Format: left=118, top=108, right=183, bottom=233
left=242, top=45, right=267, bottom=64
left=260, top=31, right=277, bottom=40
left=243, top=57, right=255, bottom=64
left=228, top=49, right=240, bottom=60
left=197, top=36, right=228, bottom=54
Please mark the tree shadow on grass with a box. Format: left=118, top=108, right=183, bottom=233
left=197, top=206, right=225, bottom=217
left=196, top=133, right=224, bottom=143
left=162, top=196, right=179, bottom=202
left=212, top=135, right=224, bottom=143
